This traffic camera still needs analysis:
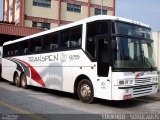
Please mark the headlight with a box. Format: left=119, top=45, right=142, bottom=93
left=118, top=79, right=134, bottom=85
left=126, top=79, right=134, bottom=85
left=125, top=80, right=129, bottom=85
left=119, top=80, right=124, bottom=85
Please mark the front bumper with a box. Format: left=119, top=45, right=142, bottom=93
left=112, top=83, right=158, bottom=100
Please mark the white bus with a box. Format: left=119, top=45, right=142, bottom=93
left=2, top=15, right=158, bottom=103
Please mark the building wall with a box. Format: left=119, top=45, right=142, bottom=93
left=25, top=0, right=32, bottom=17
left=51, top=23, right=59, bottom=28
left=9, top=0, right=13, bottom=22
left=61, top=2, right=87, bottom=22
left=26, top=1, right=58, bottom=19
left=3, top=0, right=115, bottom=29
left=91, top=0, right=112, bottom=7
left=4, top=0, right=8, bottom=21
left=152, top=32, right=160, bottom=89
left=25, top=20, right=32, bottom=27
left=9, top=0, right=13, bottom=6
left=15, top=5, right=20, bottom=24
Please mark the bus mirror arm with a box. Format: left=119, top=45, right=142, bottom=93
left=111, top=40, right=117, bottom=50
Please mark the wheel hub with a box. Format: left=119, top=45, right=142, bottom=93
left=21, top=76, right=26, bottom=87
left=80, top=84, right=91, bottom=98
left=15, top=76, right=19, bottom=84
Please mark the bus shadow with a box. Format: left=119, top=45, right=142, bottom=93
left=27, top=85, right=75, bottom=99
left=0, top=77, right=75, bottom=100
left=95, top=95, right=160, bottom=108
left=27, top=85, right=160, bottom=108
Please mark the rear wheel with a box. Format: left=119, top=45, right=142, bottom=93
left=77, top=79, right=94, bottom=103
left=14, top=73, right=20, bottom=87
left=20, top=74, right=27, bottom=89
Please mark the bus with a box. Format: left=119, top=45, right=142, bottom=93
left=2, top=15, right=158, bottom=103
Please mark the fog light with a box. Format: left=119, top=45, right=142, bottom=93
left=123, top=94, right=131, bottom=100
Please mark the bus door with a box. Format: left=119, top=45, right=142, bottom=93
left=95, top=35, right=112, bottom=99
left=95, top=35, right=110, bottom=77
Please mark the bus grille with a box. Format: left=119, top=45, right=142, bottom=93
left=133, top=85, right=152, bottom=96
left=135, top=77, right=152, bottom=84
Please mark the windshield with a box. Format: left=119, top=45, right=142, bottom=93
left=115, top=22, right=151, bottom=39
left=112, top=22, right=156, bottom=71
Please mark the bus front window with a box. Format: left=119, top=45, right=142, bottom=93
left=112, top=22, right=156, bottom=71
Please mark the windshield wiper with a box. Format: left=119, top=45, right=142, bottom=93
left=141, top=48, right=153, bottom=70
left=144, top=57, right=153, bottom=71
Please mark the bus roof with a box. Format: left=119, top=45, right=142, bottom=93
left=3, top=15, right=150, bottom=46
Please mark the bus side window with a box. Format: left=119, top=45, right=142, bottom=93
left=86, top=37, right=95, bottom=58
left=50, top=44, right=58, bottom=50
left=70, top=25, right=82, bottom=47
left=4, top=45, right=10, bottom=57
left=24, top=48, right=28, bottom=54
left=42, top=32, right=59, bottom=51
left=18, top=42, right=23, bottom=55
left=35, top=37, right=42, bottom=52
left=15, top=50, right=18, bottom=55
left=86, top=22, right=96, bottom=59
left=23, top=41, right=28, bottom=54
left=28, top=39, right=36, bottom=53
left=60, top=29, right=70, bottom=48
left=86, top=21, right=109, bottom=59
left=14, top=43, right=19, bottom=55
left=10, top=44, right=15, bottom=56
left=35, top=46, right=41, bottom=52
left=3, top=46, right=7, bottom=57
left=50, top=32, right=59, bottom=50
left=43, top=34, right=51, bottom=51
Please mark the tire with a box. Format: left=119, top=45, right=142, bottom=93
left=14, top=73, right=20, bottom=87
left=9, top=81, right=14, bottom=85
left=77, top=79, right=94, bottom=103
left=20, top=74, right=27, bottom=89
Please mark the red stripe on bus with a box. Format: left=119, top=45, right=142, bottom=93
left=15, top=58, right=45, bottom=87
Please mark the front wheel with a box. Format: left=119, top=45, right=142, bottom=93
left=77, top=79, right=94, bottom=103
left=20, top=74, right=27, bottom=89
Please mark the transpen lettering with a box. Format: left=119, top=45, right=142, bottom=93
left=28, top=54, right=58, bottom=62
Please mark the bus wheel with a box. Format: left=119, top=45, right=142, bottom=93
left=14, top=73, right=20, bottom=87
left=77, top=79, right=94, bottom=103
left=20, top=74, right=27, bottom=89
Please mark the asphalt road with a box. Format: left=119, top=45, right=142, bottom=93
left=0, top=78, right=160, bottom=120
